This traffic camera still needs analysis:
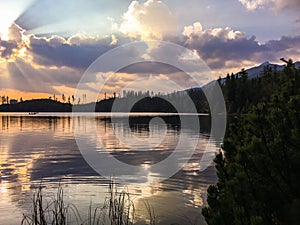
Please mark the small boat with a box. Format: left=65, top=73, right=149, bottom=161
left=28, top=112, right=39, bottom=115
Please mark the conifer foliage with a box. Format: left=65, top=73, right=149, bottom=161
left=203, top=61, right=300, bottom=225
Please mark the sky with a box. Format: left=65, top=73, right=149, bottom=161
left=0, top=0, right=300, bottom=101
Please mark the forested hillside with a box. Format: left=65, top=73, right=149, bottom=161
left=203, top=60, right=300, bottom=225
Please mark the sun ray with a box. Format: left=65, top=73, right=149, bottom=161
left=13, top=54, right=79, bottom=97
left=0, top=0, right=36, bottom=40
left=24, top=21, right=77, bottom=37
left=10, top=61, right=32, bottom=91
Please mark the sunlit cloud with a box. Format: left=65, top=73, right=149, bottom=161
left=0, top=23, right=28, bottom=62
left=119, top=0, right=178, bottom=41
left=84, top=71, right=198, bottom=102
left=0, top=0, right=300, bottom=101
left=239, top=0, right=300, bottom=11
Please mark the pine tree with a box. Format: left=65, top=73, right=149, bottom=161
left=203, top=63, right=300, bottom=225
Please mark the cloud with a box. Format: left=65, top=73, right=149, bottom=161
left=0, top=40, right=18, bottom=59
left=264, top=35, right=300, bottom=60
left=181, top=22, right=265, bottom=69
left=27, top=34, right=118, bottom=69
left=119, top=0, right=177, bottom=40
left=1, top=23, right=133, bottom=70
left=0, top=23, right=25, bottom=60
left=239, top=0, right=272, bottom=10
left=110, top=35, right=118, bottom=45
left=119, top=62, right=180, bottom=74
left=1, top=18, right=300, bottom=99
left=177, top=22, right=300, bottom=73
left=114, top=72, right=196, bottom=93
left=239, top=0, right=300, bottom=11
left=90, top=70, right=197, bottom=98
left=8, top=23, right=24, bottom=43
left=0, top=57, right=83, bottom=94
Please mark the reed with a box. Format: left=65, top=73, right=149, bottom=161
left=143, top=200, right=157, bottom=225
left=21, top=181, right=142, bottom=225
left=101, top=181, right=135, bottom=225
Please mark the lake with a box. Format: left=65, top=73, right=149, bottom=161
left=0, top=113, right=219, bottom=225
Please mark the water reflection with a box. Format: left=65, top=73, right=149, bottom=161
left=0, top=113, right=218, bottom=225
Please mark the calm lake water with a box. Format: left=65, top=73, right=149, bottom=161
left=0, top=113, right=219, bottom=225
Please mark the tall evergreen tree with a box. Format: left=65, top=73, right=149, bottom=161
left=203, top=62, right=300, bottom=225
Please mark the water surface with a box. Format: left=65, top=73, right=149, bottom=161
left=0, top=113, right=218, bottom=225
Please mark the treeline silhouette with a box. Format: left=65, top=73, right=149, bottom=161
left=203, top=59, right=300, bottom=225
left=93, top=89, right=209, bottom=113
left=0, top=99, right=72, bottom=112
left=0, top=89, right=209, bottom=113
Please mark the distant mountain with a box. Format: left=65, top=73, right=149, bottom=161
left=190, top=61, right=300, bottom=88
left=234, top=61, right=300, bottom=79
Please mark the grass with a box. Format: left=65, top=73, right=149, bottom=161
left=21, top=186, right=67, bottom=225
left=20, top=181, right=204, bottom=225
left=102, top=181, right=135, bottom=225
left=143, top=200, right=157, bottom=225
left=21, top=181, right=138, bottom=225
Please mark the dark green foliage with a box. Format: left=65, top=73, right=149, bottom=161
left=203, top=62, right=300, bottom=225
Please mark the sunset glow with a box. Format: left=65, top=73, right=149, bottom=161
left=0, top=0, right=299, bottom=101
left=0, top=2, right=300, bottom=225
